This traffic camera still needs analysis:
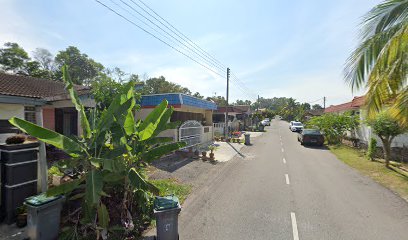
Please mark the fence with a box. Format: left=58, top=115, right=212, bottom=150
left=179, top=120, right=213, bottom=149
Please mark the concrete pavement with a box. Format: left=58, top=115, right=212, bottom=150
left=177, top=119, right=408, bottom=240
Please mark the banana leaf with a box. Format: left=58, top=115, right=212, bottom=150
left=142, top=142, right=187, bottom=162
left=138, top=100, right=168, bottom=141
left=46, top=178, right=84, bottom=197
left=85, top=170, right=103, bottom=205
left=128, top=168, right=159, bottom=195
left=9, top=117, right=82, bottom=157
left=62, top=65, right=91, bottom=139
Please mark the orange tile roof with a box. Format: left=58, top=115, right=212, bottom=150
left=324, top=96, right=366, bottom=113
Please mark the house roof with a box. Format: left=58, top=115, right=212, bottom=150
left=324, top=96, right=365, bottom=113
left=351, top=96, right=366, bottom=107
left=140, top=93, right=217, bottom=110
left=0, top=72, right=90, bottom=100
left=306, top=109, right=324, bottom=116
left=215, top=105, right=251, bottom=114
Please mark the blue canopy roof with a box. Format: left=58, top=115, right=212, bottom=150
left=140, top=93, right=217, bottom=110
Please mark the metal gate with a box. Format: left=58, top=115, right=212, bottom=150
left=179, top=120, right=203, bottom=148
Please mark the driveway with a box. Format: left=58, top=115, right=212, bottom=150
left=177, top=119, right=408, bottom=240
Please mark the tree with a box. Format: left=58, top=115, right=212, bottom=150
left=141, top=76, right=191, bottom=95
left=0, top=42, right=30, bottom=73
left=207, top=95, right=227, bottom=106
left=24, top=61, right=51, bottom=78
left=234, top=99, right=252, bottom=106
left=307, top=113, right=359, bottom=144
left=193, top=92, right=204, bottom=99
left=32, top=48, right=55, bottom=72
left=90, top=73, right=124, bottom=110
left=367, top=111, right=407, bottom=167
left=55, top=46, right=104, bottom=85
left=312, top=104, right=323, bottom=110
left=344, top=0, right=408, bottom=125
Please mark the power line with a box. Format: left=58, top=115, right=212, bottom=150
left=94, top=0, right=226, bottom=79
left=117, top=0, right=226, bottom=74
left=95, top=0, right=259, bottom=101
left=135, top=0, right=228, bottom=70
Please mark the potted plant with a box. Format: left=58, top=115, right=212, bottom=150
left=16, top=205, right=27, bottom=228
left=208, top=145, right=218, bottom=161
left=201, top=150, right=208, bottom=160
left=49, top=166, right=64, bottom=186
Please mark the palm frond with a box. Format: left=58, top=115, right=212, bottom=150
left=344, top=0, right=408, bottom=91
left=364, top=23, right=408, bottom=117
left=362, top=0, right=408, bottom=38
left=390, top=86, right=408, bottom=125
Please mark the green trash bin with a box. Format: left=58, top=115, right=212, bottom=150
left=154, top=195, right=181, bottom=240
left=25, top=193, right=65, bottom=240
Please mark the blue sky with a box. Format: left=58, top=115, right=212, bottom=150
left=0, top=0, right=382, bottom=106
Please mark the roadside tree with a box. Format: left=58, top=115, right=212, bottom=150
left=367, top=111, right=407, bottom=167
left=307, top=113, right=359, bottom=144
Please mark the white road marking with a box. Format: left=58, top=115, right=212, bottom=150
left=285, top=174, right=290, bottom=185
left=291, top=212, right=300, bottom=240
left=281, top=148, right=284, bottom=152
left=283, top=158, right=286, bottom=164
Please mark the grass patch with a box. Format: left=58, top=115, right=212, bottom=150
left=329, top=145, right=408, bottom=201
left=150, top=178, right=192, bottom=204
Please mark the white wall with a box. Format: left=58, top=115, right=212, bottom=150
left=0, top=103, right=25, bottom=144
left=0, top=103, right=24, bottom=119
left=355, top=108, right=408, bottom=148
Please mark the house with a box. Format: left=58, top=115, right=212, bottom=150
left=213, top=105, right=252, bottom=133
left=304, top=109, right=324, bottom=121
left=0, top=73, right=95, bottom=143
left=136, top=93, right=217, bottom=148
left=324, top=95, right=408, bottom=160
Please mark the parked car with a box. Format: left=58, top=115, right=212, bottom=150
left=290, top=122, right=303, bottom=132
left=298, top=129, right=324, bottom=146
left=289, top=121, right=295, bottom=129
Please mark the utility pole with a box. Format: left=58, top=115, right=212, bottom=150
left=257, top=95, right=260, bottom=111
left=225, top=68, right=230, bottom=139
left=323, top=96, right=326, bottom=109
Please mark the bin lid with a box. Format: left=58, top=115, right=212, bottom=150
left=25, top=193, right=62, bottom=206
left=154, top=195, right=180, bottom=211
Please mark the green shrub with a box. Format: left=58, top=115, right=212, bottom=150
left=366, top=138, right=377, bottom=161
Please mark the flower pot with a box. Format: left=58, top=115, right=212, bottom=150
left=16, top=213, right=27, bottom=228
left=209, top=152, right=215, bottom=160
left=201, top=151, right=207, bottom=160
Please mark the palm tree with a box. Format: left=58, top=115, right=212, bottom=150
left=344, top=0, right=408, bottom=124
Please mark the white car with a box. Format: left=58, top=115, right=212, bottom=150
left=290, top=121, right=304, bottom=132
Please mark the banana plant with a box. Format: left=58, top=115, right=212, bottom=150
left=9, top=65, right=186, bottom=238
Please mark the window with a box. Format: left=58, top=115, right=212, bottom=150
left=24, top=106, right=36, bottom=124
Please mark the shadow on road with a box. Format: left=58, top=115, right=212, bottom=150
left=226, top=142, right=246, bottom=158
left=151, top=154, right=193, bottom=173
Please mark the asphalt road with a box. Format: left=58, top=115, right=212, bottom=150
left=178, top=119, right=408, bottom=240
